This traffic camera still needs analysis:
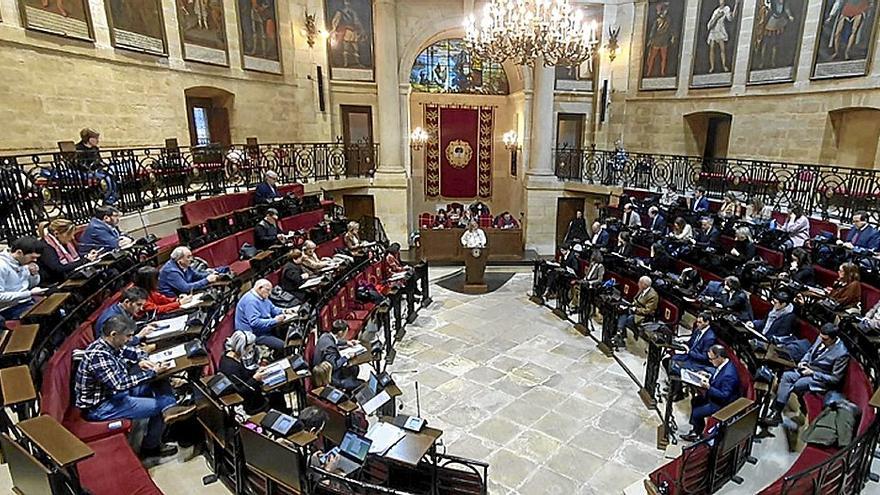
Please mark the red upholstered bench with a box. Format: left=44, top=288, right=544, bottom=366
left=203, top=307, right=236, bottom=375
left=76, top=434, right=162, bottom=495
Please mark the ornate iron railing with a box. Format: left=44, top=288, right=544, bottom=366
left=0, top=141, right=379, bottom=244
left=554, top=148, right=880, bottom=224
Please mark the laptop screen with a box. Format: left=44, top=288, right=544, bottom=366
left=367, top=373, right=379, bottom=394
left=340, top=432, right=372, bottom=462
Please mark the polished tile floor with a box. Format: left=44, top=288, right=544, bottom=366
left=0, top=269, right=856, bottom=494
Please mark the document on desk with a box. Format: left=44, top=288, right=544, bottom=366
left=264, top=357, right=292, bottom=375
left=146, top=314, right=190, bottom=341
left=299, top=276, right=324, bottom=289
left=361, top=390, right=391, bottom=415
left=149, top=344, right=187, bottom=363
left=388, top=271, right=408, bottom=282
left=680, top=368, right=709, bottom=388
left=366, top=422, right=406, bottom=455
left=341, top=344, right=367, bottom=360
left=180, top=294, right=205, bottom=310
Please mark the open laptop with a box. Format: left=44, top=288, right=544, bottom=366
left=322, top=431, right=372, bottom=476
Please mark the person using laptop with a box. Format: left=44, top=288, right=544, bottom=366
left=681, top=345, right=741, bottom=442
left=94, top=286, right=157, bottom=345
left=299, top=407, right=344, bottom=474
left=312, top=320, right=363, bottom=392
left=219, top=331, right=289, bottom=414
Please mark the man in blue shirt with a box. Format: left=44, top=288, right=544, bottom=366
left=681, top=345, right=741, bottom=442
left=94, top=287, right=156, bottom=344
left=78, top=206, right=133, bottom=256
left=158, top=246, right=219, bottom=297
left=844, top=211, right=880, bottom=251
left=254, top=170, right=280, bottom=205
left=234, top=279, right=292, bottom=350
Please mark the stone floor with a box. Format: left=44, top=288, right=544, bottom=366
left=0, top=268, right=870, bottom=494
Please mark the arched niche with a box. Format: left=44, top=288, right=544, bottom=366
left=183, top=86, right=235, bottom=146
left=684, top=111, right=733, bottom=159
left=819, top=107, right=880, bottom=169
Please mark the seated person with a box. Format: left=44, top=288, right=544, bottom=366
left=254, top=170, right=280, bottom=205
left=94, top=287, right=156, bottom=344
left=312, top=320, right=363, bottom=392
left=615, top=232, right=633, bottom=258
left=583, top=249, right=605, bottom=284
left=622, top=203, right=641, bottom=228
left=494, top=211, right=520, bottom=229
left=718, top=192, right=739, bottom=219
left=752, top=291, right=796, bottom=339
left=649, top=241, right=673, bottom=273
left=254, top=208, right=285, bottom=251
left=778, top=204, right=810, bottom=249
left=344, top=221, right=366, bottom=257
left=727, top=227, right=756, bottom=266
left=616, top=276, right=658, bottom=344
left=681, top=345, right=741, bottom=442
left=447, top=206, right=462, bottom=226
left=693, top=217, right=720, bottom=249
left=219, top=331, right=289, bottom=415
left=647, top=206, right=667, bottom=234
left=589, top=221, right=610, bottom=248
left=279, top=249, right=311, bottom=302
left=302, top=240, right=333, bottom=272
left=788, top=248, right=815, bottom=285
left=667, top=311, right=717, bottom=377
left=564, top=211, right=588, bottom=244
left=432, top=209, right=449, bottom=229
left=769, top=323, right=849, bottom=424
left=717, top=276, right=753, bottom=322
left=158, top=246, right=220, bottom=297
left=36, top=218, right=100, bottom=285
left=134, top=266, right=192, bottom=315
left=744, top=197, right=772, bottom=224
left=690, top=187, right=709, bottom=214
left=827, top=262, right=861, bottom=309
left=78, top=206, right=133, bottom=256
left=461, top=221, right=487, bottom=248
left=0, top=236, right=46, bottom=320
left=860, top=298, right=880, bottom=332
left=669, top=217, right=693, bottom=242
left=234, top=279, right=293, bottom=351
left=659, top=185, right=680, bottom=210
left=457, top=210, right=475, bottom=229
left=385, top=243, right=408, bottom=274
left=844, top=211, right=880, bottom=251
left=74, top=316, right=193, bottom=459
left=299, top=406, right=344, bottom=473
left=678, top=267, right=704, bottom=295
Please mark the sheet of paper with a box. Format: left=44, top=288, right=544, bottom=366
left=149, top=343, right=187, bottom=363
left=366, top=422, right=406, bottom=455
left=148, top=314, right=190, bottom=340
left=362, top=390, right=391, bottom=415
left=341, top=344, right=367, bottom=360
left=180, top=294, right=204, bottom=309
left=299, top=276, right=324, bottom=289
left=680, top=368, right=709, bottom=388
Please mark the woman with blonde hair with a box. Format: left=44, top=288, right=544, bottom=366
left=344, top=221, right=365, bottom=256
left=35, top=218, right=100, bottom=285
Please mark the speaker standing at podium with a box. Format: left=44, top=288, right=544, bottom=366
left=461, top=221, right=488, bottom=293
left=461, top=221, right=487, bottom=249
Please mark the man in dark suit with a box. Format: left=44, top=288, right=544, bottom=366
left=845, top=211, right=880, bottom=251
left=752, top=291, right=795, bottom=339
left=769, top=324, right=849, bottom=424
left=694, top=217, right=720, bottom=249
left=668, top=311, right=717, bottom=377
left=312, top=320, right=362, bottom=391
left=564, top=211, right=588, bottom=244
left=254, top=208, right=284, bottom=250
left=254, top=170, right=280, bottom=205
left=648, top=206, right=667, bottom=234
left=590, top=222, right=610, bottom=248
left=718, top=276, right=753, bottom=322
left=78, top=206, right=133, bottom=255
left=279, top=248, right=311, bottom=301
left=691, top=187, right=709, bottom=214
left=616, top=275, right=659, bottom=345
left=681, top=345, right=741, bottom=442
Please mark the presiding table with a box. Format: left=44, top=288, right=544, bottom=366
left=419, top=228, right=524, bottom=262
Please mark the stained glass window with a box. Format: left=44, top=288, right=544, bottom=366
left=410, top=38, right=509, bottom=95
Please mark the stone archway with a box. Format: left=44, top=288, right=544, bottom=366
left=819, top=107, right=880, bottom=169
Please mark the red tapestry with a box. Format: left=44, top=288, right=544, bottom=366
left=424, top=104, right=493, bottom=199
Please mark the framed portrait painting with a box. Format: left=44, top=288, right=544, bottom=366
left=747, top=0, right=808, bottom=84
left=640, top=0, right=686, bottom=90
left=811, top=0, right=880, bottom=79
left=325, top=0, right=374, bottom=81
left=19, top=0, right=94, bottom=41
left=691, top=0, right=744, bottom=88
left=176, top=0, right=229, bottom=66
left=104, top=0, right=167, bottom=56
left=235, top=0, right=282, bottom=74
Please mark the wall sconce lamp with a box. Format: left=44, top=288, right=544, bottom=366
left=410, top=127, right=430, bottom=151
left=605, top=26, right=620, bottom=62
left=303, top=10, right=330, bottom=48
left=503, top=130, right=520, bottom=176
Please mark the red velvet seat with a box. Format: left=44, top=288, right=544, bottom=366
left=809, top=219, right=838, bottom=238
left=756, top=246, right=783, bottom=267
left=418, top=213, right=434, bottom=229
left=76, top=434, right=162, bottom=495
left=204, top=307, right=237, bottom=375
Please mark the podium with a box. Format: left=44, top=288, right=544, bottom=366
left=463, top=246, right=489, bottom=294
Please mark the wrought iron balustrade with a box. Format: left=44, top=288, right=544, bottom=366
left=554, top=148, right=880, bottom=224
left=0, top=141, right=379, bottom=244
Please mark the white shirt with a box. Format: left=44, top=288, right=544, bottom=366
left=461, top=229, right=487, bottom=248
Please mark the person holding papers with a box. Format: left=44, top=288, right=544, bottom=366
left=344, top=221, right=366, bottom=257
left=158, top=246, right=221, bottom=297
left=254, top=170, right=281, bottom=206
left=75, top=316, right=194, bottom=459
left=134, top=266, right=193, bottom=314
left=751, top=292, right=796, bottom=339
left=36, top=218, right=101, bottom=285
left=78, top=206, right=133, bottom=256
left=219, top=331, right=289, bottom=414
left=235, top=279, right=296, bottom=351
left=312, top=320, right=364, bottom=392
left=460, top=221, right=486, bottom=249
left=0, top=237, right=47, bottom=320
left=302, top=240, right=334, bottom=272
left=681, top=345, right=741, bottom=442
left=280, top=249, right=311, bottom=302
left=94, top=287, right=157, bottom=344
left=666, top=312, right=717, bottom=401
left=726, top=227, right=756, bottom=267
left=768, top=324, right=849, bottom=425
left=844, top=211, right=880, bottom=250
left=254, top=208, right=285, bottom=251
left=589, top=222, right=610, bottom=248
left=615, top=276, right=659, bottom=346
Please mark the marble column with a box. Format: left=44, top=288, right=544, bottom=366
left=374, top=0, right=404, bottom=174
left=526, top=57, right=556, bottom=177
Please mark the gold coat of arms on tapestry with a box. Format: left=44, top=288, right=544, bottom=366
left=445, top=140, right=473, bottom=169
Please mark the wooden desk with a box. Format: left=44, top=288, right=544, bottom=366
left=2, top=324, right=39, bottom=357
left=712, top=398, right=754, bottom=422
left=0, top=365, right=36, bottom=406
left=156, top=355, right=210, bottom=379
left=22, top=292, right=70, bottom=319
left=418, top=228, right=524, bottom=262
left=380, top=419, right=442, bottom=466
left=761, top=345, right=796, bottom=369
left=18, top=415, right=94, bottom=468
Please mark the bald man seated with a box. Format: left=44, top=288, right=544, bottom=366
left=234, top=279, right=298, bottom=351
left=158, top=246, right=220, bottom=297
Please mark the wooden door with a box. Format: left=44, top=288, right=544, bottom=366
left=186, top=97, right=231, bottom=147
left=556, top=197, right=584, bottom=247
left=341, top=105, right=374, bottom=176
left=343, top=194, right=375, bottom=221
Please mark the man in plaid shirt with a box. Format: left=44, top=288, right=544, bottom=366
left=75, top=315, right=193, bottom=458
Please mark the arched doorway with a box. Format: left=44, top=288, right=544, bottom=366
left=820, top=107, right=880, bottom=169
left=684, top=111, right=733, bottom=160
left=184, top=86, right=234, bottom=146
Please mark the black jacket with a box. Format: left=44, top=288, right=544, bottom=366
left=219, top=355, right=266, bottom=414
left=695, top=227, right=721, bottom=249
left=792, top=266, right=816, bottom=286
left=279, top=261, right=308, bottom=298
left=36, top=239, right=87, bottom=286
left=731, top=240, right=756, bottom=263
left=762, top=311, right=796, bottom=339
left=254, top=220, right=280, bottom=251
left=721, top=289, right=753, bottom=321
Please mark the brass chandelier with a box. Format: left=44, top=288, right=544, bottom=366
left=463, top=0, right=599, bottom=67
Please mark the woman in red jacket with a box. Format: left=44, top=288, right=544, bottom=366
left=134, top=266, right=192, bottom=314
